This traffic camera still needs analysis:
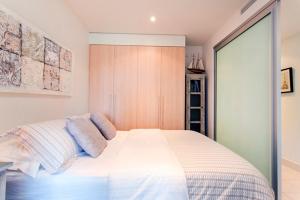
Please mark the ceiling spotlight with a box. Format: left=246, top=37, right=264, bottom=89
left=150, top=16, right=156, bottom=23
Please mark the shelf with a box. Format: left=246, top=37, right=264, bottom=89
left=190, top=92, right=201, bottom=95
left=189, top=106, right=204, bottom=109
left=187, top=68, right=205, bottom=74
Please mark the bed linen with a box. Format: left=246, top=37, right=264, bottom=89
left=0, top=131, right=40, bottom=177
left=6, top=131, right=129, bottom=200
left=6, top=130, right=274, bottom=200
left=108, top=129, right=188, bottom=199
left=163, top=130, right=274, bottom=200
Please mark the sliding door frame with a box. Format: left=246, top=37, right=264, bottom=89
left=213, top=0, right=281, bottom=198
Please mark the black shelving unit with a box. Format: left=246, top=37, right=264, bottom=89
left=186, top=74, right=206, bottom=135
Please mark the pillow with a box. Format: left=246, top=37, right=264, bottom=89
left=0, top=130, right=40, bottom=177
left=66, top=118, right=107, bottom=157
left=65, top=114, right=92, bottom=154
left=17, top=119, right=78, bottom=174
left=90, top=113, right=117, bottom=140
left=66, top=112, right=92, bottom=153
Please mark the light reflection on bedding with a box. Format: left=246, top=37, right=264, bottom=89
left=7, top=172, right=108, bottom=200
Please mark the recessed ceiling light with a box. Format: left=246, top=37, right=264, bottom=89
left=150, top=16, right=156, bottom=23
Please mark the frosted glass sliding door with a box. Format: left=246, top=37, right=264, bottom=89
left=216, top=15, right=273, bottom=181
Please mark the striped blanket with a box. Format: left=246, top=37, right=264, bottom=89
left=164, top=130, right=274, bottom=200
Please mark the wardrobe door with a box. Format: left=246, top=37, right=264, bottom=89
left=160, top=47, right=185, bottom=130
left=136, top=46, right=161, bottom=128
left=89, top=45, right=114, bottom=121
left=113, top=46, right=138, bottom=130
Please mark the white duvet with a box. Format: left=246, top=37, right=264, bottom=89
left=108, top=129, right=188, bottom=200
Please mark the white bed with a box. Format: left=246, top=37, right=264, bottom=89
left=6, top=129, right=274, bottom=200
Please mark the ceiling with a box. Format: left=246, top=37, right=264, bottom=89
left=281, top=0, right=300, bottom=40
left=65, top=0, right=247, bottom=45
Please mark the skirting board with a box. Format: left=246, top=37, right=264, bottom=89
left=89, top=33, right=186, bottom=47
left=282, top=158, right=300, bottom=172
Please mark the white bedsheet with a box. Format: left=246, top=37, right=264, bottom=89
left=108, top=129, right=188, bottom=200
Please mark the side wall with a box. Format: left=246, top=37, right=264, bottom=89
left=203, top=0, right=272, bottom=138
left=282, top=33, right=300, bottom=166
left=0, top=0, right=89, bottom=132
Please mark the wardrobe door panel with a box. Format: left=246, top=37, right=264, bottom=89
left=89, top=45, right=114, bottom=121
left=113, top=46, right=138, bottom=130
left=137, top=46, right=161, bottom=128
left=160, top=47, right=185, bottom=130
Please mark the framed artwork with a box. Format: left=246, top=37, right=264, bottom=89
left=0, top=7, right=72, bottom=96
left=281, top=67, right=293, bottom=93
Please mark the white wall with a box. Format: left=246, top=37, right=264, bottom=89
left=0, top=0, right=89, bottom=132
left=203, top=0, right=272, bottom=138
left=282, top=33, right=300, bottom=166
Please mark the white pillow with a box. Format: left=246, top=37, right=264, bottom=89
left=17, top=119, right=78, bottom=174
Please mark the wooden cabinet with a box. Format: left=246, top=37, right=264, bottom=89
left=113, top=46, right=138, bottom=130
left=89, top=45, right=185, bottom=130
left=136, top=46, right=161, bottom=128
left=89, top=45, right=115, bottom=121
left=160, top=47, right=185, bottom=130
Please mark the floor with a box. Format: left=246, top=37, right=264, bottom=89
left=282, top=165, right=300, bottom=200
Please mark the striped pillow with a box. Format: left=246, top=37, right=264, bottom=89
left=16, top=119, right=78, bottom=174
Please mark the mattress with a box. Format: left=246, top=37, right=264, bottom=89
left=6, top=130, right=274, bottom=200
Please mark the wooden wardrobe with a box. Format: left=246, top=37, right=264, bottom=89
left=89, top=45, right=185, bottom=130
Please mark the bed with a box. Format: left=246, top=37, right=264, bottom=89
left=5, top=129, right=274, bottom=200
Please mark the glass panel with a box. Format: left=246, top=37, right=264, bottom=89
left=190, top=94, right=201, bottom=107
left=216, top=15, right=272, bottom=182
left=190, top=109, right=200, bottom=121
left=190, top=80, right=201, bottom=92
left=190, top=123, right=200, bottom=133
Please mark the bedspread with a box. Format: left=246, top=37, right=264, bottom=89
left=164, top=130, right=274, bottom=200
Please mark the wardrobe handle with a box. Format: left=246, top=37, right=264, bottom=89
left=158, top=96, right=161, bottom=128
left=110, top=94, right=113, bottom=122
left=161, top=96, right=164, bottom=129
left=113, top=94, right=116, bottom=123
